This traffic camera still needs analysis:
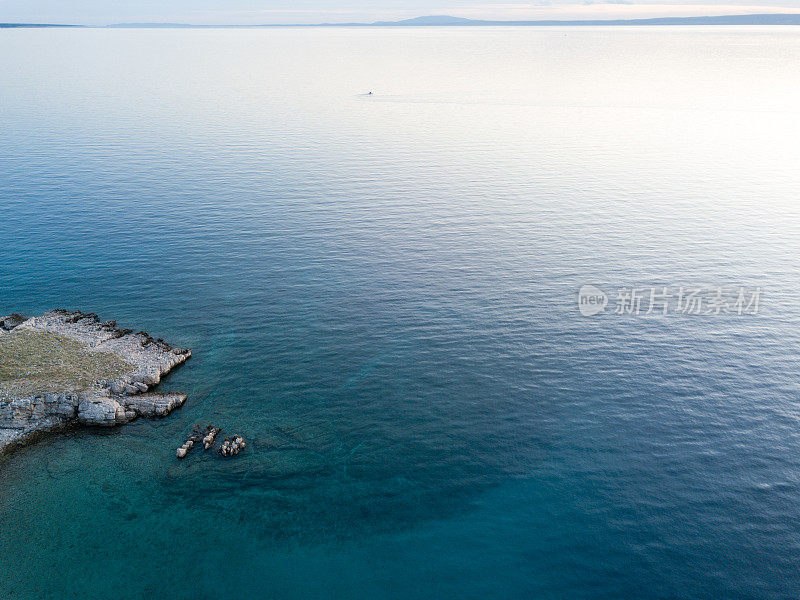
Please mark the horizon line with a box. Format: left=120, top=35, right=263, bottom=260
left=4, top=13, right=800, bottom=28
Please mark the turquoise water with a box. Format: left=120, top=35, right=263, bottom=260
left=2, top=26, right=800, bottom=599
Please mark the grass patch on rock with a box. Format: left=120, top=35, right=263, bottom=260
left=0, top=330, right=133, bottom=399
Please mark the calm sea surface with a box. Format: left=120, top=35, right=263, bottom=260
left=2, top=26, right=800, bottom=599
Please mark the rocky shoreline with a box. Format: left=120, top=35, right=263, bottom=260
left=0, top=310, right=191, bottom=456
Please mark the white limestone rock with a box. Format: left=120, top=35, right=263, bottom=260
left=0, top=310, right=191, bottom=456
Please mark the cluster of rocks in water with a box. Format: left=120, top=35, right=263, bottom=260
left=0, top=310, right=191, bottom=455
left=176, top=424, right=246, bottom=459
left=218, top=435, right=246, bottom=457
left=203, top=426, right=221, bottom=449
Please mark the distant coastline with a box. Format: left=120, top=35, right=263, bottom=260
left=0, top=23, right=82, bottom=28
left=3, top=13, right=800, bottom=28
left=366, top=14, right=800, bottom=27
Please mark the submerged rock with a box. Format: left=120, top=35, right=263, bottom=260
left=0, top=310, right=191, bottom=456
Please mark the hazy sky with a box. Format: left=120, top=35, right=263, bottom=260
left=3, top=0, right=800, bottom=25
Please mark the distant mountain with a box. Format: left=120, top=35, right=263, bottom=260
left=6, top=13, right=800, bottom=28
left=108, top=23, right=200, bottom=28
left=112, top=13, right=800, bottom=28
left=368, top=13, right=800, bottom=26
left=371, top=16, right=477, bottom=26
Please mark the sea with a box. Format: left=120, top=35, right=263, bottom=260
left=1, top=25, right=800, bottom=599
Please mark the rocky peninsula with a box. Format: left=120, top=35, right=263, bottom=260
left=0, top=310, right=191, bottom=456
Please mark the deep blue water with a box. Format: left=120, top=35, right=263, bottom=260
left=2, top=27, right=800, bottom=599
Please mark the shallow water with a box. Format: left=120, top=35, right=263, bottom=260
left=2, top=26, right=800, bottom=599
